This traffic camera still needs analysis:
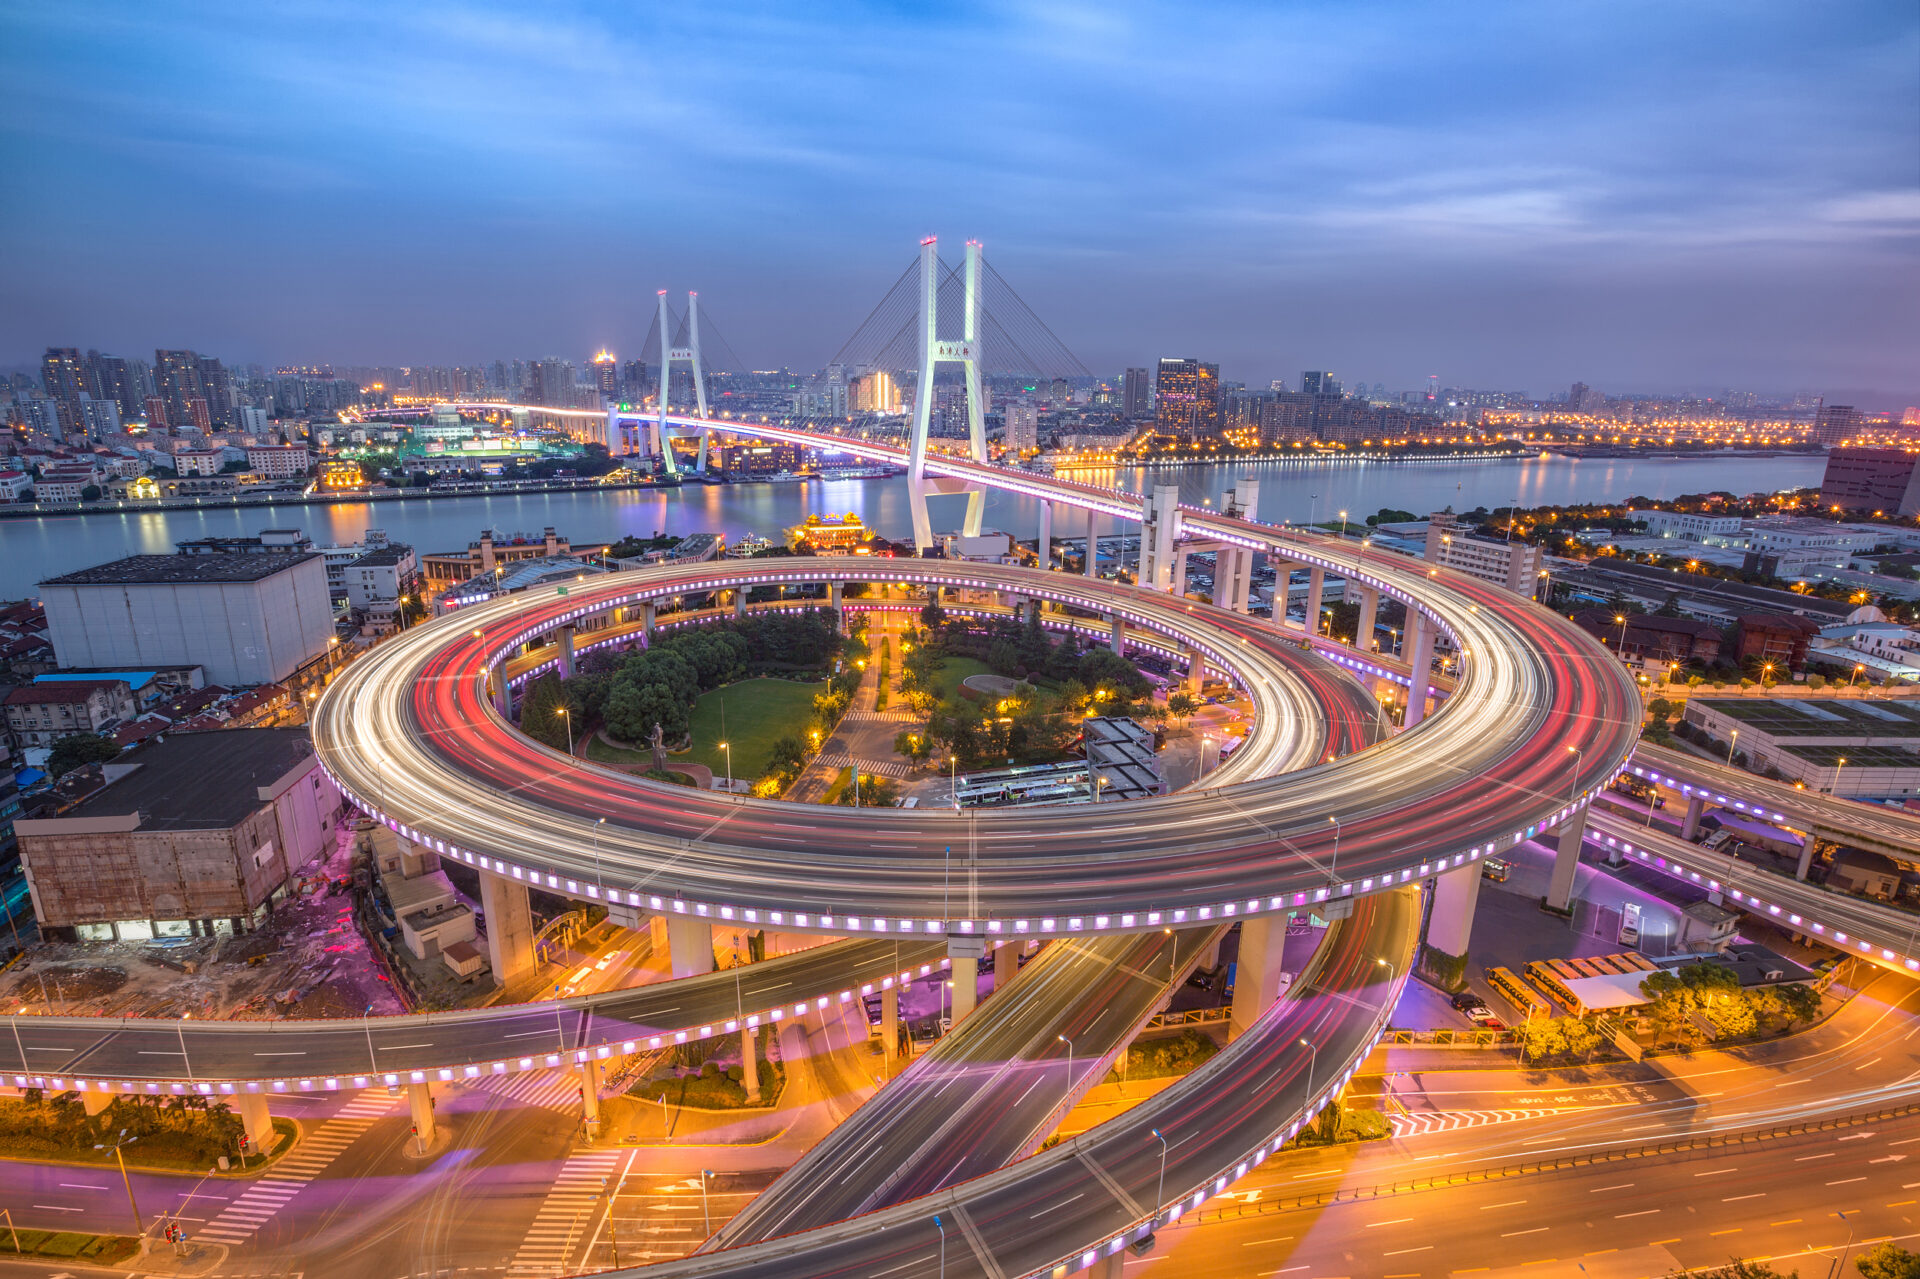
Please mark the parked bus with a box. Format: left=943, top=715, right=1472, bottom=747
left=1486, top=966, right=1551, bottom=1023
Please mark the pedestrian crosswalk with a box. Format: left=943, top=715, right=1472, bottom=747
left=1388, top=1107, right=1562, bottom=1139
left=846, top=708, right=919, bottom=723
left=194, top=1090, right=399, bottom=1245
left=506, top=1148, right=624, bottom=1277
left=820, top=754, right=912, bottom=779
left=468, top=1067, right=587, bottom=1114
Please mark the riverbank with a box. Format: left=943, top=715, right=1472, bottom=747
left=0, top=476, right=672, bottom=520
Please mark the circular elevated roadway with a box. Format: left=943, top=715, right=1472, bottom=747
left=313, top=534, right=1641, bottom=938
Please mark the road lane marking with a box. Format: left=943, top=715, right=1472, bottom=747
left=31, top=1205, right=82, bottom=1212
left=1828, top=1178, right=1868, bottom=1185
left=1365, top=1218, right=1413, bottom=1229
left=1795, top=1153, right=1835, bottom=1161
left=1723, top=1194, right=1766, bottom=1202
left=1241, top=1238, right=1295, bottom=1247
left=1615, top=1210, right=1661, bottom=1218
left=1710, top=1228, right=1743, bottom=1236
left=1384, top=1247, right=1432, bottom=1256
left=1501, top=1228, right=1549, bottom=1237
left=1693, top=1168, right=1738, bottom=1177
left=1590, top=1183, right=1634, bottom=1192
left=1480, top=1200, right=1528, bottom=1210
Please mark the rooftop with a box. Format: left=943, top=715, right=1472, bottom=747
left=5, top=679, right=129, bottom=705
left=53, top=729, right=317, bottom=830
left=41, top=552, right=320, bottom=587
left=1694, top=697, right=1920, bottom=738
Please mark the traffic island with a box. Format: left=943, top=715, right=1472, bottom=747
left=0, top=1228, right=139, bottom=1266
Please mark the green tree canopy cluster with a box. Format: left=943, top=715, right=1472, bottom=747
left=1638, top=963, right=1820, bottom=1048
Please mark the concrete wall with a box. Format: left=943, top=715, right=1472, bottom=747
left=43, top=557, right=333, bottom=685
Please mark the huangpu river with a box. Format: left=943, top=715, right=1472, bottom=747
left=1, top=452, right=1826, bottom=602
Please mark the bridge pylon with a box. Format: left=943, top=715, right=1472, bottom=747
left=907, top=237, right=990, bottom=552
left=654, top=289, right=711, bottom=477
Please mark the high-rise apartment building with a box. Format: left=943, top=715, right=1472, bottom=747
left=592, top=351, right=619, bottom=403
left=155, top=350, right=208, bottom=430
left=620, top=359, right=649, bottom=402
left=196, top=355, right=234, bottom=428
left=528, top=359, right=575, bottom=409
left=1814, top=402, right=1860, bottom=445
left=1005, top=400, right=1039, bottom=452
left=1154, top=358, right=1222, bottom=439
left=1122, top=367, right=1154, bottom=419
left=41, top=348, right=86, bottom=422
left=1300, top=371, right=1342, bottom=397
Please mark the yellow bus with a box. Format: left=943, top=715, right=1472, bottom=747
left=1487, top=966, right=1551, bottom=1023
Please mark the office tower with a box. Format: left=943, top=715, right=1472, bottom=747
left=620, top=359, right=648, bottom=402
left=1300, top=371, right=1342, bottom=398
left=1820, top=447, right=1920, bottom=516
left=592, top=350, right=619, bottom=402
left=1814, top=402, right=1859, bottom=445
left=238, top=405, right=270, bottom=434
left=529, top=359, right=575, bottom=408
left=1123, top=367, right=1154, bottom=419
left=1154, top=358, right=1222, bottom=439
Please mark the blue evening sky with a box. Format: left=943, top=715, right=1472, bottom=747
left=3, top=1, right=1916, bottom=401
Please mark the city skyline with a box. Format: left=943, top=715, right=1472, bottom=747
left=3, top=2, right=1916, bottom=402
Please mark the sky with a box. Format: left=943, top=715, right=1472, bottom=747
left=3, top=1, right=1917, bottom=404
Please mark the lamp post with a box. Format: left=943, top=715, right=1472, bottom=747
left=1566, top=744, right=1582, bottom=810
left=699, top=1169, right=713, bottom=1237
left=719, top=741, right=732, bottom=792
left=1058, top=1033, right=1074, bottom=1088
left=1150, top=1127, right=1169, bottom=1222
left=1299, top=1036, right=1318, bottom=1099
left=933, top=1215, right=947, bottom=1279
left=1615, top=613, right=1629, bottom=657
left=1851, top=663, right=1865, bottom=689
left=556, top=707, right=573, bottom=757
left=1727, top=728, right=1739, bottom=766
left=94, top=1130, right=142, bottom=1235
left=1327, top=814, right=1341, bottom=881
left=1832, top=756, right=1847, bottom=796
left=592, top=816, right=606, bottom=888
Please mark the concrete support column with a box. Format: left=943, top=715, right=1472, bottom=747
left=479, top=871, right=535, bottom=986
left=880, top=984, right=900, bottom=1066
left=829, top=581, right=843, bottom=618
left=1088, top=1252, right=1125, bottom=1279
left=1403, top=612, right=1436, bottom=729
left=1110, top=614, right=1125, bottom=654
left=1037, top=500, right=1052, bottom=569
left=235, top=1092, right=273, bottom=1155
left=641, top=599, right=656, bottom=641
left=1210, top=547, right=1234, bottom=608
left=740, top=1028, right=760, bottom=1103
left=994, top=941, right=1018, bottom=991
left=1185, top=649, right=1205, bottom=694
left=1426, top=860, right=1483, bottom=959
left=1269, top=559, right=1293, bottom=625
left=1545, top=807, right=1589, bottom=912
left=1198, top=933, right=1222, bottom=972
left=1306, top=567, right=1325, bottom=638
left=1229, top=917, right=1286, bottom=1041
left=579, top=1058, right=602, bottom=1133
left=82, top=1089, right=116, bottom=1117
left=1236, top=549, right=1258, bottom=613
left=1355, top=587, right=1379, bottom=653
left=665, top=914, right=716, bottom=979
left=1680, top=794, right=1705, bottom=840
left=1085, top=511, right=1099, bottom=579
left=734, top=589, right=747, bottom=618
left=492, top=666, right=511, bottom=718
left=558, top=624, right=576, bottom=679
left=947, top=934, right=984, bottom=1025
left=1796, top=838, right=1816, bottom=881
left=949, top=958, right=977, bottom=1023
left=1172, top=547, right=1189, bottom=598
left=407, top=1081, right=435, bottom=1146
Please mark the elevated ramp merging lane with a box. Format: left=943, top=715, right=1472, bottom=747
left=1632, top=741, right=1920, bottom=858
left=602, top=888, right=1418, bottom=1279
left=708, top=926, right=1226, bottom=1250
left=315, top=550, right=1641, bottom=934
left=0, top=937, right=944, bottom=1093
left=1586, top=809, right=1920, bottom=974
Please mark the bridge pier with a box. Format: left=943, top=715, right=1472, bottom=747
left=1545, top=807, right=1589, bottom=912
left=491, top=666, right=511, bottom=718
left=558, top=624, right=576, bottom=679
left=741, top=1027, right=760, bottom=1103
left=880, top=984, right=900, bottom=1067
left=479, top=871, right=536, bottom=986
left=1235, top=549, right=1257, bottom=613
left=829, top=581, right=843, bottom=622
left=734, top=589, right=747, bottom=618
left=1229, top=918, right=1286, bottom=1041
left=948, top=935, right=985, bottom=1025
left=1426, top=860, right=1482, bottom=961
left=1088, top=1252, right=1125, bottom=1279
left=1680, top=794, right=1705, bottom=840
left=641, top=600, right=655, bottom=642
left=578, top=1058, right=602, bottom=1136
left=1403, top=611, right=1436, bottom=729
left=994, top=940, right=1018, bottom=991
left=1797, top=838, right=1816, bottom=881
left=656, top=915, right=715, bottom=979
left=1305, top=566, right=1325, bottom=638
left=1109, top=614, right=1124, bottom=655
left=408, top=1081, right=435, bottom=1147
left=1355, top=586, right=1379, bottom=653
left=1185, top=648, right=1205, bottom=694
left=235, top=1092, right=274, bottom=1155
left=1172, top=546, right=1189, bottom=597
left=1037, top=501, right=1052, bottom=569
left=1084, top=511, right=1100, bottom=579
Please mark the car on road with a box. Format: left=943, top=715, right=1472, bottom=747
left=1449, top=989, right=1483, bottom=1011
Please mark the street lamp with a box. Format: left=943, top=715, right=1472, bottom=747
left=1833, top=755, right=1847, bottom=796
left=700, top=1169, right=713, bottom=1237
left=1058, top=1032, right=1074, bottom=1087
left=1149, top=1127, right=1169, bottom=1223
left=933, top=1215, right=947, bottom=1279
left=1298, top=1037, right=1318, bottom=1099
left=1327, top=814, right=1341, bottom=881
left=1615, top=613, right=1629, bottom=656
left=1566, top=744, right=1582, bottom=810
left=719, top=741, right=732, bottom=792
left=1851, top=663, right=1866, bottom=689
left=556, top=707, right=573, bottom=757
left=1726, top=728, right=1739, bottom=766
left=93, top=1130, right=143, bottom=1235
left=592, top=816, right=607, bottom=888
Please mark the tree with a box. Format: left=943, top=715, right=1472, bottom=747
left=46, top=733, right=119, bottom=778
left=920, top=597, right=947, bottom=629
left=1774, top=982, right=1820, bottom=1024
left=894, top=730, right=933, bottom=766
left=1855, top=1242, right=1920, bottom=1279
left=78, top=484, right=102, bottom=502
left=1560, top=1016, right=1604, bottom=1062
left=517, top=674, right=571, bottom=750
left=1646, top=697, right=1672, bottom=722
left=1166, top=692, right=1199, bottom=725
left=1668, top=1261, right=1796, bottom=1279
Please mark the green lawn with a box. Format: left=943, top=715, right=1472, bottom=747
left=931, top=656, right=995, bottom=704
left=680, top=678, right=825, bottom=780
